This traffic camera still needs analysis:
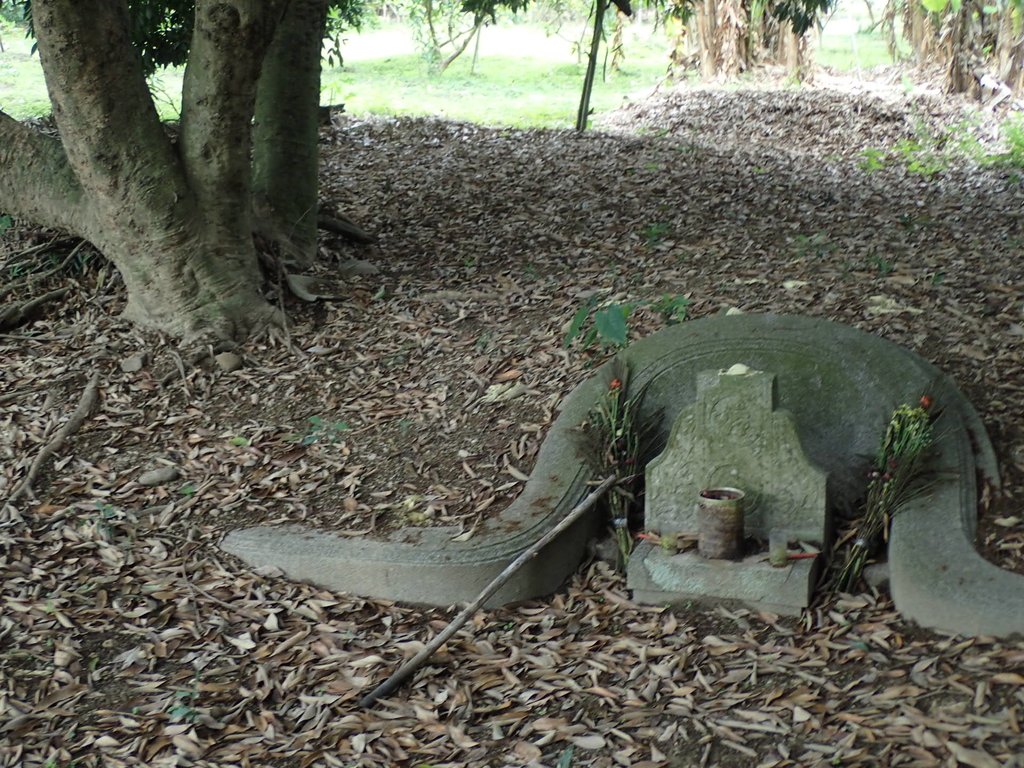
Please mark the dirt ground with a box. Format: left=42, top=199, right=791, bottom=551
left=2, top=73, right=1024, bottom=766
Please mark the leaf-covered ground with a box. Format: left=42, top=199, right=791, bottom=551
left=2, top=79, right=1024, bottom=767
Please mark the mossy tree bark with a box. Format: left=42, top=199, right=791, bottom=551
left=0, top=0, right=333, bottom=339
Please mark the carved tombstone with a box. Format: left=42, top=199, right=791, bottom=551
left=645, top=366, right=827, bottom=545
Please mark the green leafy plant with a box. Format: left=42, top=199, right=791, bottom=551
left=0, top=214, right=12, bottom=235
left=565, top=294, right=690, bottom=351
left=859, top=148, right=886, bottom=172
left=834, top=396, right=935, bottom=592
left=301, top=415, right=350, bottom=446
left=576, top=363, right=653, bottom=570
left=867, top=253, right=894, bottom=277
left=982, top=114, right=1024, bottom=170
left=642, top=221, right=670, bottom=247
left=564, top=297, right=633, bottom=350
left=649, top=294, right=691, bottom=324
left=793, top=232, right=833, bottom=258
left=168, top=689, right=200, bottom=723
left=895, top=138, right=946, bottom=176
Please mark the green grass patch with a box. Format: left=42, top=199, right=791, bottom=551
left=816, top=30, right=901, bottom=70
left=0, top=26, right=51, bottom=118
left=0, top=9, right=916, bottom=128
left=321, top=21, right=667, bottom=128
left=321, top=52, right=663, bottom=129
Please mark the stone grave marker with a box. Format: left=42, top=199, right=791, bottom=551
left=645, top=365, right=828, bottom=543
left=629, top=364, right=829, bottom=614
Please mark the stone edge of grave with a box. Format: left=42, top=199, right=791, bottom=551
left=220, top=314, right=1024, bottom=637
left=219, top=368, right=606, bottom=607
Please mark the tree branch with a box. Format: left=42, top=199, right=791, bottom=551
left=0, top=110, right=86, bottom=234
left=30, top=0, right=191, bottom=239
left=5, top=371, right=100, bottom=507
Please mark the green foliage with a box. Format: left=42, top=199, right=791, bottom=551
left=462, top=0, right=531, bottom=21
left=861, top=115, right=1024, bottom=178
left=648, top=293, right=690, bottom=323
left=859, top=148, right=886, bottom=172
left=399, top=0, right=484, bottom=72
left=1, top=0, right=23, bottom=22
left=894, top=137, right=946, bottom=176
left=18, top=0, right=365, bottom=76
left=301, top=415, right=350, bottom=446
left=867, top=253, right=894, bottom=276
left=772, top=0, right=836, bottom=35
left=984, top=114, right=1024, bottom=170
left=835, top=399, right=934, bottom=592
left=0, top=214, right=12, bottom=236
left=579, top=363, right=647, bottom=569
left=324, top=0, right=369, bottom=66
left=793, top=231, right=833, bottom=258
left=565, top=293, right=690, bottom=351
left=565, top=297, right=627, bottom=349
left=594, top=305, right=630, bottom=346
left=920, top=0, right=962, bottom=12
left=168, top=689, right=200, bottom=723
left=642, top=221, right=670, bottom=246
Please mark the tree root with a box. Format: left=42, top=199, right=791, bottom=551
left=0, top=239, right=84, bottom=301
left=0, top=287, right=71, bottom=331
left=317, top=212, right=376, bottom=244
left=5, top=371, right=101, bottom=507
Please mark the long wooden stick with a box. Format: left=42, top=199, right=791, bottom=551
left=5, top=371, right=100, bottom=507
left=359, top=474, right=618, bottom=708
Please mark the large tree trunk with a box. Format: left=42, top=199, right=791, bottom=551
left=252, top=0, right=329, bottom=268
left=0, top=0, right=291, bottom=339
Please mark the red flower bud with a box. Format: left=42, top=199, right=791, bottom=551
left=609, top=378, right=622, bottom=390
left=920, top=395, right=933, bottom=410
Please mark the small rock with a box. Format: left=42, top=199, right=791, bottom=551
left=215, top=352, right=243, bottom=372
left=588, top=536, right=621, bottom=564
left=138, top=466, right=180, bottom=487
left=338, top=259, right=379, bottom=277
left=253, top=565, right=284, bottom=578
left=120, top=353, right=148, bottom=373
left=863, top=562, right=890, bottom=591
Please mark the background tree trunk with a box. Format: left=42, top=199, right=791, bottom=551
left=252, top=0, right=329, bottom=268
left=995, top=3, right=1023, bottom=92
left=942, top=0, right=981, bottom=95
left=696, top=0, right=720, bottom=76
left=717, top=0, right=748, bottom=76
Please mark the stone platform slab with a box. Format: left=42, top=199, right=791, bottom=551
left=628, top=541, right=818, bottom=616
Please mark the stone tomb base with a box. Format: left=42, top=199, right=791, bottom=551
left=627, top=541, right=818, bottom=616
